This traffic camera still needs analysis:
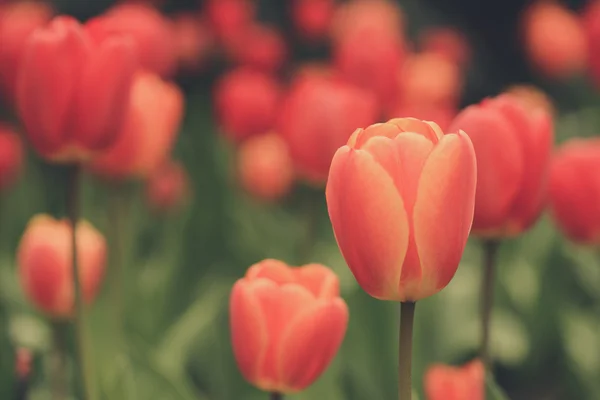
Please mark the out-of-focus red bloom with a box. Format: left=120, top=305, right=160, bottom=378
left=17, top=214, right=106, bottom=318
left=0, top=1, right=53, bottom=102
left=425, top=360, right=485, bottom=400
left=0, top=124, right=24, bottom=192
left=331, top=0, right=403, bottom=42
left=230, top=259, right=348, bottom=393
left=504, top=84, right=555, bottom=116
left=89, top=71, right=184, bottom=180
left=419, top=27, right=471, bottom=68
left=326, top=118, right=477, bottom=301
left=214, top=68, right=282, bottom=143
left=522, top=1, right=586, bottom=79
left=86, top=3, right=176, bottom=78
left=549, top=138, right=600, bottom=245
left=583, top=1, right=600, bottom=87
left=278, top=75, right=379, bottom=183
left=291, top=0, right=336, bottom=41
left=237, top=132, right=294, bottom=202
left=226, top=24, right=287, bottom=73
left=145, top=160, right=189, bottom=213
left=15, top=348, right=33, bottom=380
left=171, top=12, right=214, bottom=74
left=17, top=16, right=137, bottom=164
left=205, top=0, right=255, bottom=44
left=449, top=94, right=554, bottom=238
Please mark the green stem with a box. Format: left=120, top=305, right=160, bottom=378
left=399, top=301, right=415, bottom=400
left=270, top=392, right=283, bottom=400
left=50, top=321, right=68, bottom=400
left=480, top=240, right=500, bottom=371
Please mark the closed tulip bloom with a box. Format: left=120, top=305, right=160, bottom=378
left=145, top=160, right=190, bottom=213
left=449, top=94, right=553, bottom=237
left=291, top=0, right=336, bottom=41
left=205, top=0, right=255, bottom=44
left=171, top=13, right=214, bottom=74
left=549, top=139, right=600, bottom=244
left=17, top=214, right=106, bottom=318
left=326, top=118, right=477, bottom=301
left=225, top=24, right=287, bottom=73
left=504, top=84, right=555, bottom=116
left=0, top=124, right=24, bottom=191
left=419, top=27, right=471, bottom=68
left=230, top=259, right=348, bottom=393
left=17, top=16, right=137, bottom=163
left=424, top=360, right=484, bottom=400
left=89, top=71, right=184, bottom=180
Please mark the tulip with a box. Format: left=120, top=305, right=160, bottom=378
left=214, top=68, right=282, bottom=143
left=205, top=0, right=255, bottom=45
left=326, top=117, right=477, bottom=301
left=548, top=138, right=600, bottom=245
left=89, top=70, right=184, bottom=180
left=171, top=13, right=214, bottom=74
left=504, top=84, right=555, bottom=116
left=449, top=94, right=553, bottom=238
left=0, top=124, right=24, bottom=192
left=230, top=259, right=348, bottom=394
left=388, top=103, right=456, bottom=132
left=424, top=360, right=484, bottom=400
left=17, top=214, right=106, bottom=318
left=279, top=75, right=379, bottom=183
left=583, top=1, right=600, bottom=87
left=145, top=160, right=189, bottom=213
left=419, top=27, right=471, bottom=68
left=291, top=0, right=336, bottom=41
left=331, top=0, right=403, bottom=42
left=237, top=132, right=295, bottom=202
left=16, top=16, right=137, bottom=163
left=225, top=23, right=287, bottom=73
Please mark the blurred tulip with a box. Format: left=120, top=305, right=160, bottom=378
left=522, top=1, right=586, bottom=79
left=225, top=23, right=287, bottom=73
left=230, top=259, right=348, bottom=393
left=449, top=94, right=553, bottom=238
left=17, top=16, right=137, bottom=163
left=15, top=348, right=33, bottom=380
left=504, top=84, right=555, bottom=116
left=171, top=13, right=214, bottom=74
left=419, top=27, right=471, bottom=67
left=326, top=118, right=477, bottom=301
left=17, top=214, right=106, bottom=318
left=205, top=0, right=255, bottom=44
left=89, top=71, right=184, bottom=180
left=549, top=138, right=600, bottom=245
left=237, top=133, right=294, bottom=202
left=0, top=124, right=24, bottom=192
left=583, top=1, right=600, bottom=87
left=86, top=3, right=176, bottom=78
left=145, top=160, right=189, bottom=213
left=0, top=1, right=53, bottom=102
left=425, top=360, right=484, bottom=400
left=291, top=0, right=336, bottom=41
left=214, top=68, right=281, bottom=143
left=331, top=0, right=403, bottom=42
left=279, top=75, right=378, bottom=183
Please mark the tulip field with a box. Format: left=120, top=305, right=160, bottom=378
left=1, top=0, right=600, bottom=399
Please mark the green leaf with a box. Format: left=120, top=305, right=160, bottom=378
left=486, top=374, right=510, bottom=400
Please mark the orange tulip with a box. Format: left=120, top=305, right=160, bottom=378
left=326, top=118, right=477, bottom=301
left=17, top=16, right=137, bottom=163
left=17, top=214, right=106, bottom=318
left=549, top=138, right=600, bottom=245
left=145, top=160, right=189, bottom=213
left=237, top=132, right=295, bottom=202
left=424, top=360, right=484, bottom=400
left=292, top=0, right=336, bottom=41
left=449, top=94, right=554, bottom=238
left=89, top=70, right=184, bottom=180
left=230, top=259, right=348, bottom=394
left=0, top=124, right=23, bottom=192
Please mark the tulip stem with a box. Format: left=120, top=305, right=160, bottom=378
left=399, top=301, right=415, bottom=400
left=480, top=240, right=500, bottom=371
left=50, top=321, right=68, bottom=400
left=269, top=392, right=283, bottom=400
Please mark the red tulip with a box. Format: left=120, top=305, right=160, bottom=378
left=425, top=360, right=485, bottom=400
left=17, top=214, right=106, bottom=318
left=278, top=75, right=379, bottom=183
left=225, top=23, right=287, bottom=73
left=326, top=118, right=477, bottom=301
left=145, top=160, right=189, bottom=213
left=549, top=138, right=600, bottom=244
left=237, top=132, right=295, bottom=202
left=89, top=71, right=184, bottom=180
left=17, top=16, right=137, bottom=163
left=0, top=124, right=24, bottom=192
left=15, top=348, right=33, bottom=380
left=449, top=94, right=554, bottom=238
left=419, top=27, right=471, bottom=68
left=214, top=68, right=281, bottom=143
left=504, top=84, right=555, bottom=116
left=291, top=0, right=336, bottom=41
left=171, top=13, right=214, bottom=74
left=205, top=0, right=255, bottom=44
left=331, top=0, right=403, bottom=42
left=0, top=1, right=53, bottom=102
left=230, top=259, right=348, bottom=393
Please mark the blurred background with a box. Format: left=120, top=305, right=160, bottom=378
left=1, top=0, right=600, bottom=399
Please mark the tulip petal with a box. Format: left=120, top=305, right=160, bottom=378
left=294, top=264, right=340, bottom=299
left=388, top=117, right=443, bottom=142
left=246, top=259, right=295, bottom=284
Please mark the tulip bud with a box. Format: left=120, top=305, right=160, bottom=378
left=549, top=138, right=600, bottom=245
left=225, top=24, right=287, bottom=73
left=17, top=214, right=106, bottom=318
left=145, top=160, right=189, bottom=213
left=15, top=348, right=33, bottom=380
left=237, top=132, right=294, bottom=202
left=230, top=259, right=348, bottom=394
left=0, top=124, right=24, bottom=192
left=214, top=68, right=281, bottom=143
left=279, top=75, right=379, bottom=183
left=449, top=94, right=554, bottom=238
left=89, top=71, right=184, bottom=180
left=291, top=0, right=336, bottom=41
left=17, top=16, right=137, bottom=163
left=205, top=0, right=255, bottom=44
left=424, top=360, right=484, bottom=400
left=331, top=0, right=403, bottom=42
left=419, top=27, right=471, bottom=68
left=171, top=13, right=214, bottom=74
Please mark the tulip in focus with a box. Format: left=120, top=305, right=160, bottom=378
left=237, top=133, right=295, bottom=202
left=449, top=94, right=553, bottom=238
left=326, top=118, right=477, bottom=301
left=17, top=16, right=137, bottom=163
left=0, top=124, right=24, bottom=192
left=145, top=160, right=189, bottom=213
left=292, top=0, right=336, bottom=41
left=89, top=71, right=184, bottom=180
left=331, top=0, right=403, bottom=42
left=549, top=138, right=600, bottom=245
left=225, top=23, right=287, bottom=73
left=230, top=259, right=348, bottom=393
left=17, top=214, right=106, bottom=318
left=425, top=360, right=484, bottom=400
